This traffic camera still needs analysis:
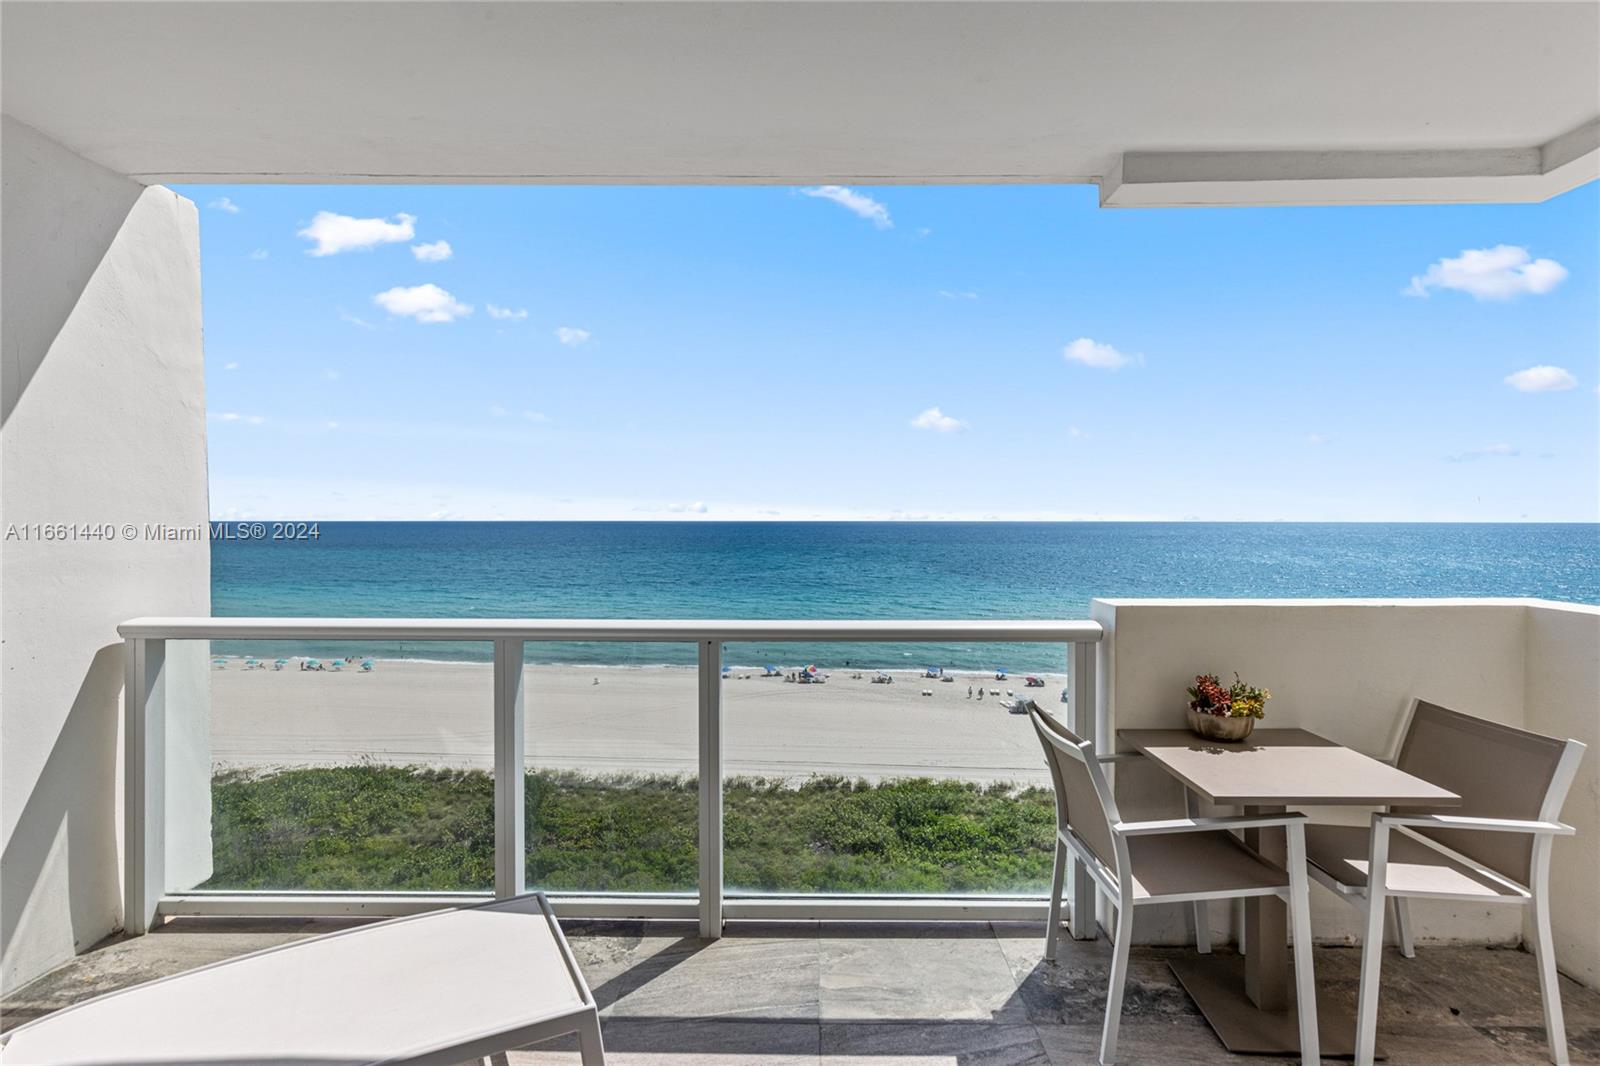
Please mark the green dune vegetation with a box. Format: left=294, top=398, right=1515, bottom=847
left=204, top=766, right=1058, bottom=895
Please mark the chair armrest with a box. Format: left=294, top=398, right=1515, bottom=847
left=1115, top=812, right=1307, bottom=837
left=1097, top=752, right=1145, bottom=763
left=1376, top=813, right=1575, bottom=836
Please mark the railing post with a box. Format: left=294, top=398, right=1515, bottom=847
left=494, top=638, right=527, bottom=898
left=697, top=639, right=723, bottom=939
left=124, top=637, right=166, bottom=935
left=1068, top=640, right=1098, bottom=939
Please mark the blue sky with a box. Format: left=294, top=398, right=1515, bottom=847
left=179, top=182, right=1599, bottom=522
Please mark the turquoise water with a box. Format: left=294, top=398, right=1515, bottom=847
left=212, top=521, right=1600, bottom=670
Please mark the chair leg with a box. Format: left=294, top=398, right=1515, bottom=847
left=1045, top=837, right=1067, bottom=962
left=1099, top=900, right=1135, bottom=1066
left=1236, top=898, right=1247, bottom=956
left=1390, top=897, right=1415, bottom=959
left=1355, top=827, right=1391, bottom=1066
left=577, top=1009, right=607, bottom=1066
left=1184, top=790, right=1211, bottom=954
left=1530, top=893, right=1570, bottom=1066
left=1286, top=824, right=1321, bottom=1066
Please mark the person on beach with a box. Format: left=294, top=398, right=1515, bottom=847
left=967, top=685, right=973, bottom=698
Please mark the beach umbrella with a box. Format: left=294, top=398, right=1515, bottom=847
left=305, top=658, right=321, bottom=667
left=274, top=658, right=289, bottom=665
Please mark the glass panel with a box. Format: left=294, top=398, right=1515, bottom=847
left=523, top=642, right=698, bottom=894
left=721, top=641, right=1065, bottom=896
left=174, top=638, right=494, bottom=892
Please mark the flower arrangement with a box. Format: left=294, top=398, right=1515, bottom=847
left=1186, top=672, right=1271, bottom=719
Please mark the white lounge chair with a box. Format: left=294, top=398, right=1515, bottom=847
left=1303, top=699, right=1586, bottom=1066
left=0, top=893, right=606, bottom=1066
left=1029, top=704, right=1319, bottom=1066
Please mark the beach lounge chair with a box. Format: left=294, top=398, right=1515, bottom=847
left=1028, top=704, right=1319, bottom=1066
left=0, top=893, right=607, bottom=1066
left=1302, top=699, right=1586, bottom=1066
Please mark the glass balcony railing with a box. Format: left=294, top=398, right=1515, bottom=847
left=118, top=617, right=1102, bottom=935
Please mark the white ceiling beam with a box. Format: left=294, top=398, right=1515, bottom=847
left=1101, top=120, right=1600, bottom=208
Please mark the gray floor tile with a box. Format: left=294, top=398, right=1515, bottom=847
left=821, top=1022, right=1050, bottom=1065
left=512, top=1019, right=820, bottom=1065
left=1033, top=1016, right=1248, bottom=1066
left=989, top=924, right=1198, bottom=1027
left=819, top=924, right=1026, bottom=1023
left=601, top=932, right=821, bottom=1022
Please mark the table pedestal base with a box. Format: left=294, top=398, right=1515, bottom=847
left=1169, top=955, right=1380, bottom=1060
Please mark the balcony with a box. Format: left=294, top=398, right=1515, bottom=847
left=6, top=916, right=1599, bottom=1064
left=2, top=600, right=1594, bottom=1062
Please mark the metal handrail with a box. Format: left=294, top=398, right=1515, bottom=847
left=118, top=617, right=1102, bottom=642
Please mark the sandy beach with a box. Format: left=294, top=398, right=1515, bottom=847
left=208, top=660, right=1064, bottom=785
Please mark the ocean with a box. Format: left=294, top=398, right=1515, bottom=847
left=212, top=521, right=1600, bottom=671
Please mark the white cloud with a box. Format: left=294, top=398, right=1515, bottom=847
left=209, top=197, right=240, bottom=214
left=338, top=308, right=376, bottom=329
left=223, top=361, right=239, bottom=371
left=248, top=249, right=269, bottom=260
left=299, top=211, right=416, bottom=256
left=521, top=410, right=549, bottom=422
left=324, top=421, right=340, bottom=430
left=487, top=304, right=529, bottom=321
left=665, top=501, right=710, bottom=514
left=1063, top=337, right=1136, bottom=369
left=798, top=185, right=892, bottom=229
left=1446, top=442, right=1519, bottom=463
left=910, top=406, right=966, bottom=433
left=1306, top=433, right=1331, bottom=446
left=1505, top=365, right=1578, bottom=392
left=373, top=283, right=472, bottom=323
left=210, top=411, right=265, bottom=425
left=412, top=240, right=453, bottom=262
left=939, top=290, right=978, bottom=300
left=1406, top=245, right=1568, bottom=300
left=555, top=326, right=591, bottom=346
left=488, top=404, right=508, bottom=417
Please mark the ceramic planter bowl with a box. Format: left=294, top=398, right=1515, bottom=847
left=1187, top=707, right=1255, bottom=742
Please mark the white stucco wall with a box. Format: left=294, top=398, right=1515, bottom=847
left=1, top=115, right=211, bottom=994
left=1524, top=602, right=1600, bottom=990
left=1090, top=598, right=1598, bottom=989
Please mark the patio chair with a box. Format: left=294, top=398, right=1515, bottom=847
left=0, top=893, right=606, bottom=1066
left=1029, top=704, right=1320, bottom=1066
left=1303, top=699, right=1586, bottom=1066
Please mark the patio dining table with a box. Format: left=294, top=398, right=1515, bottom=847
left=1116, top=727, right=1461, bottom=1058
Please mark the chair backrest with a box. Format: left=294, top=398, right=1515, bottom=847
left=1028, top=703, right=1121, bottom=878
left=1394, top=700, right=1584, bottom=885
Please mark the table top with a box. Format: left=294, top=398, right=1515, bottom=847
left=1117, top=727, right=1462, bottom=807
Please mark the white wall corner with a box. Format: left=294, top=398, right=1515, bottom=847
left=2, top=116, right=210, bottom=994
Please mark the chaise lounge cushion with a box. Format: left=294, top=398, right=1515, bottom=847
left=0, top=895, right=597, bottom=1066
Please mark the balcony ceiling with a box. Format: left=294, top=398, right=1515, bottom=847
left=2, top=1, right=1597, bottom=205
